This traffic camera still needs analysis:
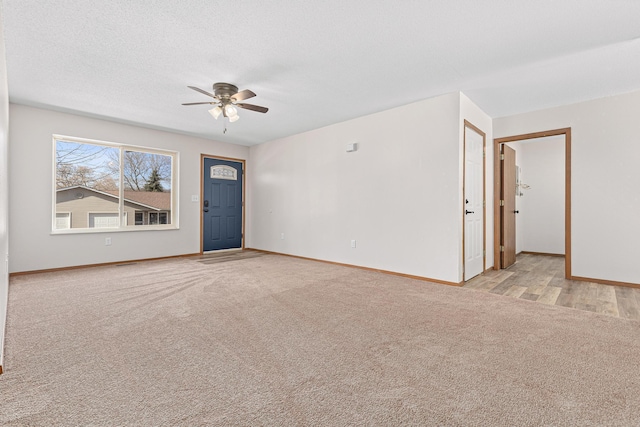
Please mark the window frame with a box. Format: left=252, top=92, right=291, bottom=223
left=52, top=134, right=179, bottom=234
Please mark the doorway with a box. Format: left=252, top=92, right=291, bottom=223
left=201, top=155, right=245, bottom=252
left=463, top=121, right=486, bottom=280
left=493, top=128, right=571, bottom=278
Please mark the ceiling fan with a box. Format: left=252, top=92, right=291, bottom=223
left=182, top=82, right=268, bottom=127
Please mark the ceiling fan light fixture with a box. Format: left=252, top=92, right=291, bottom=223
left=224, top=104, right=238, bottom=118
left=209, top=106, right=222, bottom=119
left=229, top=114, right=240, bottom=123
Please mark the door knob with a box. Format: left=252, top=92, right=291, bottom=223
left=514, top=210, right=519, bottom=214
left=465, top=210, right=474, bottom=215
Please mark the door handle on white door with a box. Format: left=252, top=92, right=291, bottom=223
left=465, top=210, right=474, bottom=215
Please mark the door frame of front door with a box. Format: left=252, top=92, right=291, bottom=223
left=200, top=154, right=246, bottom=254
left=493, top=128, right=572, bottom=278
left=462, top=120, right=486, bottom=281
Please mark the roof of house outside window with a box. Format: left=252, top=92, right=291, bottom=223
left=106, top=190, right=172, bottom=211
left=57, top=186, right=171, bottom=211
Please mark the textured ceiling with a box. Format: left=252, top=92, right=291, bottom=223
left=4, top=1, right=640, bottom=146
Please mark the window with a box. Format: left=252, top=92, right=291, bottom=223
left=54, top=135, right=177, bottom=233
left=135, top=212, right=144, bottom=225
left=149, top=211, right=169, bottom=225
left=159, top=212, right=168, bottom=224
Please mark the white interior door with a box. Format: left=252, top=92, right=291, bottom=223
left=464, top=125, right=484, bottom=280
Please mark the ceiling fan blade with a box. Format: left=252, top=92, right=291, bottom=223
left=182, top=101, right=216, bottom=106
left=237, top=103, right=268, bottom=113
left=188, top=86, right=217, bottom=99
left=231, top=89, right=256, bottom=102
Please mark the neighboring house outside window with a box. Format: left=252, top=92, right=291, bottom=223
left=55, top=186, right=171, bottom=229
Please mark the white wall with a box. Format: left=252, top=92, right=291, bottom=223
left=0, top=3, right=10, bottom=370
left=248, top=92, right=492, bottom=284
left=495, top=90, right=640, bottom=284
left=517, top=136, right=565, bottom=254
left=8, top=104, right=249, bottom=273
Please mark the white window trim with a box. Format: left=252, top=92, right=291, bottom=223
left=52, top=134, right=179, bottom=234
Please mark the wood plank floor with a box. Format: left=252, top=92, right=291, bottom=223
left=195, top=250, right=265, bottom=264
left=463, top=253, right=640, bottom=320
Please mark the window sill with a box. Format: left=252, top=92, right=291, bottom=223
left=51, top=224, right=179, bottom=235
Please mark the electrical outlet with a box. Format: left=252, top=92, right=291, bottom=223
left=351, top=239, right=357, bottom=248
left=191, top=195, right=199, bottom=202
left=105, top=237, right=112, bottom=246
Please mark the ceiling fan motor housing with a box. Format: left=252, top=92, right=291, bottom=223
left=213, top=82, right=239, bottom=99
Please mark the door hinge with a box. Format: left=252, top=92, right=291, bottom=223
left=500, top=246, right=505, bottom=252
left=500, top=154, right=505, bottom=160
left=483, top=200, right=486, bottom=207
left=500, top=200, right=505, bottom=206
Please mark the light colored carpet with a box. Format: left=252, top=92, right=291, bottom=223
left=2, top=253, right=640, bottom=426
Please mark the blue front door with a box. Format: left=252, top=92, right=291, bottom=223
left=202, top=157, right=243, bottom=251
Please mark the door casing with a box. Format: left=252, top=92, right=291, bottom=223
left=493, top=128, right=571, bottom=278
left=200, top=154, right=246, bottom=253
